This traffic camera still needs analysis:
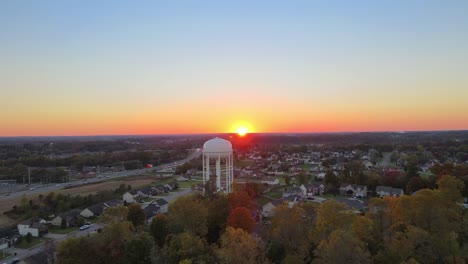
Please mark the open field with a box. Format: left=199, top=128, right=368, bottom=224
left=0, top=175, right=171, bottom=227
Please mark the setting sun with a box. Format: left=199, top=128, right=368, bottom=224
left=236, top=127, right=248, bottom=136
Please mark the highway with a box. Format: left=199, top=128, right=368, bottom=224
left=0, top=148, right=202, bottom=201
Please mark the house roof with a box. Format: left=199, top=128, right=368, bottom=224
left=334, top=198, right=365, bottom=211
left=104, top=199, right=122, bottom=207
left=376, top=186, right=403, bottom=194
left=86, top=203, right=107, bottom=215
left=144, top=204, right=161, bottom=220
left=155, top=198, right=168, bottom=206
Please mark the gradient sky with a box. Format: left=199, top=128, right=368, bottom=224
left=1, top=0, right=468, bottom=136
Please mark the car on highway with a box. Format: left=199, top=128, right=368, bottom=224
left=79, top=224, right=91, bottom=231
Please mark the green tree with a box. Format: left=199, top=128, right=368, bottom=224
left=60, top=218, right=67, bottom=229
left=26, top=232, right=32, bottom=243
left=161, top=232, right=216, bottom=264
left=150, top=214, right=169, bottom=247
left=56, top=237, right=97, bottom=264
left=121, top=232, right=154, bottom=264
left=127, top=203, right=145, bottom=227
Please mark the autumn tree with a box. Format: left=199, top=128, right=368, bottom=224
left=266, top=203, right=309, bottom=261
left=217, top=227, right=268, bottom=264
left=99, top=205, right=128, bottom=224
left=227, top=206, right=255, bottom=233
left=313, top=229, right=371, bottom=264
left=168, top=196, right=208, bottom=237
left=127, top=203, right=145, bottom=227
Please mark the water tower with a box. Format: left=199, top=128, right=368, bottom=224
left=202, top=137, right=234, bottom=194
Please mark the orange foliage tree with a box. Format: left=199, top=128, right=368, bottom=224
left=227, top=207, right=255, bottom=234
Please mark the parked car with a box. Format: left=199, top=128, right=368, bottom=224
left=79, top=224, right=90, bottom=231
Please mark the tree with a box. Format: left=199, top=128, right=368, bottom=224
left=56, top=237, right=97, bottom=264
left=217, top=227, right=267, bottom=264
left=313, top=200, right=352, bottom=241
left=127, top=203, right=145, bottom=227
left=284, top=176, right=291, bottom=185
left=60, top=218, right=67, bottom=229
left=267, top=204, right=309, bottom=260
left=168, top=196, right=208, bottom=237
left=121, top=231, right=154, bottom=264
left=313, top=230, right=371, bottom=264
left=206, top=195, right=230, bottom=243
left=26, top=232, right=32, bottom=243
left=297, top=173, right=309, bottom=185
left=227, top=207, right=255, bottom=233
left=99, top=205, right=128, bottom=224
left=150, top=214, right=169, bottom=247
left=161, top=232, right=216, bottom=264
left=94, top=221, right=134, bottom=264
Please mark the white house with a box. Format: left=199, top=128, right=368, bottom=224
left=154, top=198, right=169, bottom=213
left=376, top=186, right=404, bottom=197
left=123, top=190, right=140, bottom=203
left=339, top=184, right=367, bottom=198
left=300, top=182, right=325, bottom=196
left=18, top=218, right=47, bottom=237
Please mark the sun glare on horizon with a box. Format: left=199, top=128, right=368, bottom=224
left=236, top=127, right=248, bottom=136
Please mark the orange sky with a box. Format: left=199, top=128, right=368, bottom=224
left=1, top=1, right=468, bottom=136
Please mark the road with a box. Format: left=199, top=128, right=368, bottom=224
left=0, top=149, right=202, bottom=201
left=2, top=187, right=194, bottom=263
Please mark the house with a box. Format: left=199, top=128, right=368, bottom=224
left=262, top=195, right=302, bottom=218
left=105, top=199, right=122, bottom=207
left=18, top=218, right=48, bottom=237
left=123, top=190, right=140, bottom=203
left=376, top=186, right=404, bottom=197
left=144, top=204, right=161, bottom=223
left=154, top=198, right=169, bottom=213
left=362, top=160, right=374, bottom=169
left=283, top=186, right=303, bottom=198
left=300, top=182, right=325, bottom=196
left=339, top=184, right=367, bottom=198
left=80, top=203, right=108, bottom=218
left=176, top=176, right=189, bottom=182
left=138, top=187, right=153, bottom=198
left=50, top=209, right=81, bottom=227
left=335, top=198, right=367, bottom=214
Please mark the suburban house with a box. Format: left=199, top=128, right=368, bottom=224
left=376, top=186, right=404, bottom=197
left=18, top=218, right=48, bottom=237
left=362, top=160, right=374, bottom=169
left=50, top=209, right=81, bottom=227
left=283, top=186, right=303, bottom=198
left=154, top=198, right=169, bottom=213
left=339, top=183, right=367, bottom=198
left=138, top=187, right=153, bottom=198
left=300, top=182, right=325, bottom=196
left=262, top=195, right=302, bottom=218
left=335, top=198, right=367, bottom=214
left=144, top=204, right=161, bottom=223
left=176, top=176, right=189, bottom=182
left=80, top=202, right=108, bottom=218
left=123, top=190, right=141, bottom=203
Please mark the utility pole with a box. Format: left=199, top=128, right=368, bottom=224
left=28, top=167, right=31, bottom=185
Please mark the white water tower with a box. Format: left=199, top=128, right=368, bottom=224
left=202, top=137, right=234, bottom=194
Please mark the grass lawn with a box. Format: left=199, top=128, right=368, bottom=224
left=419, top=171, right=435, bottom=179
left=257, top=196, right=273, bottom=206
left=15, top=237, right=52, bottom=249
left=49, top=226, right=78, bottom=234
left=264, top=189, right=284, bottom=199
left=301, top=164, right=311, bottom=170
left=237, top=159, right=255, bottom=168
left=0, top=252, right=13, bottom=261
left=177, top=180, right=198, bottom=188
